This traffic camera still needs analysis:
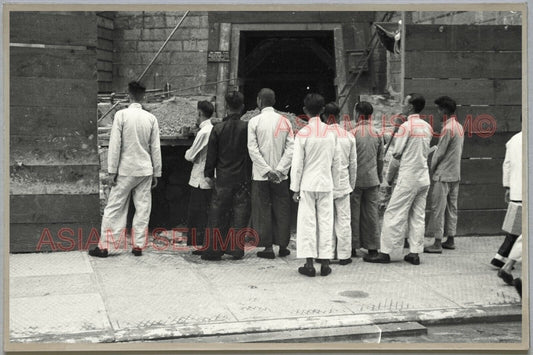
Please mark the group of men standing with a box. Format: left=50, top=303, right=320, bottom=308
left=90, top=81, right=468, bottom=279
left=182, top=87, right=466, bottom=276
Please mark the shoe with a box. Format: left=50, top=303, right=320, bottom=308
left=404, top=253, right=420, bottom=265
left=201, top=253, right=222, bottom=261
left=367, top=249, right=378, bottom=257
left=490, top=258, right=505, bottom=268
left=424, top=244, right=443, bottom=254
left=498, top=269, right=514, bottom=285
left=513, top=278, right=522, bottom=298
left=257, top=250, right=275, bottom=259
left=279, top=248, right=291, bottom=257
left=339, top=258, right=352, bottom=265
left=320, top=264, right=332, bottom=276
left=192, top=249, right=203, bottom=256
left=298, top=265, right=316, bottom=277
left=363, top=252, right=390, bottom=263
left=88, top=247, right=108, bottom=258
left=132, top=247, right=142, bottom=256
left=351, top=249, right=357, bottom=257
left=442, top=237, right=455, bottom=250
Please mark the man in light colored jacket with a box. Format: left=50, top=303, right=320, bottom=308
left=323, top=102, right=357, bottom=264
left=424, top=96, right=464, bottom=253
left=364, top=93, right=432, bottom=265
left=185, top=101, right=215, bottom=254
left=90, top=81, right=162, bottom=257
left=248, top=88, right=294, bottom=259
left=291, top=93, right=340, bottom=277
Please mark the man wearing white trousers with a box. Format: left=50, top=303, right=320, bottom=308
left=89, top=81, right=162, bottom=258
left=322, top=102, right=357, bottom=265
left=291, top=93, right=340, bottom=277
left=364, top=93, right=432, bottom=265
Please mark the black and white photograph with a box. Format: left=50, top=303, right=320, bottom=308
left=4, top=3, right=528, bottom=352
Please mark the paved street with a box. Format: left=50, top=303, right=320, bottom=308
left=8, top=236, right=522, bottom=344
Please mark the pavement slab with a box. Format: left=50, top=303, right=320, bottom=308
left=7, top=236, right=524, bottom=345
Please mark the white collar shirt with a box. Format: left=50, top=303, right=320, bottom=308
left=185, top=119, right=214, bottom=189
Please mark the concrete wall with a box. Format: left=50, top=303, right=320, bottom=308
left=112, top=11, right=209, bottom=94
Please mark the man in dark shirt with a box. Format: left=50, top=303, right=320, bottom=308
left=202, top=91, right=252, bottom=260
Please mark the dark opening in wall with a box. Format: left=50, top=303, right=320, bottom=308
left=238, top=30, right=336, bottom=115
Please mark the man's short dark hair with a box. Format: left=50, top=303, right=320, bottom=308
left=197, top=100, right=214, bottom=118
left=322, top=102, right=340, bottom=123
left=434, top=96, right=456, bottom=115
left=355, top=101, right=374, bottom=119
left=258, top=88, right=276, bottom=107
left=128, top=81, right=146, bottom=101
left=225, top=91, right=244, bottom=111
left=304, top=93, right=325, bottom=117
left=407, top=93, right=425, bottom=113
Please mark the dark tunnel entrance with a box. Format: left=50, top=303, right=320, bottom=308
left=238, top=30, right=337, bottom=115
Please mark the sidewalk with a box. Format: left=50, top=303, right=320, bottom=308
left=8, top=236, right=522, bottom=344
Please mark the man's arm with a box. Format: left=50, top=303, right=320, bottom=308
left=348, top=135, right=357, bottom=189
left=275, top=117, right=294, bottom=177
left=430, top=125, right=451, bottom=174
left=289, top=134, right=305, bottom=193
left=185, top=129, right=209, bottom=163
left=392, top=123, right=408, bottom=160
left=150, top=117, right=162, bottom=178
left=331, top=137, right=341, bottom=191
left=247, top=117, right=272, bottom=178
left=377, top=136, right=384, bottom=183
left=107, top=111, right=123, bottom=177
left=204, top=128, right=218, bottom=179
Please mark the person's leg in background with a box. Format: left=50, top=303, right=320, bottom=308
left=203, top=184, right=232, bottom=260
left=405, top=185, right=429, bottom=265
left=252, top=180, right=274, bottom=258
left=92, top=175, right=136, bottom=257
left=334, top=193, right=352, bottom=264
left=131, top=176, right=154, bottom=256
left=424, top=181, right=447, bottom=253
left=360, top=186, right=380, bottom=256
left=230, top=183, right=252, bottom=259
left=271, top=180, right=291, bottom=257
left=316, top=191, right=335, bottom=276
left=498, top=235, right=522, bottom=285
left=350, top=187, right=363, bottom=257
left=297, top=191, right=318, bottom=277
left=442, top=181, right=460, bottom=249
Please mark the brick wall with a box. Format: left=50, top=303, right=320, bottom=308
left=112, top=11, right=210, bottom=95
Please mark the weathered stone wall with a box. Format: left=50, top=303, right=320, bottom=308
left=112, top=11, right=210, bottom=95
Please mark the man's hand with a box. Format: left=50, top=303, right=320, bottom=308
left=292, top=191, right=300, bottom=203
left=152, top=176, right=159, bottom=189
left=108, top=173, right=118, bottom=187
left=505, top=188, right=510, bottom=204
left=205, top=177, right=215, bottom=187
left=266, top=170, right=281, bottom=184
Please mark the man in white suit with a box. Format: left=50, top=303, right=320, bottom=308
left=291, top=93, right=340, bottom=277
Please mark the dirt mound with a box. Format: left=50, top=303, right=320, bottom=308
left=98, top=96, right=213, bottom=136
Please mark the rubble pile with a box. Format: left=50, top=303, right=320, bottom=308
left=98, top=96, right=212, bottom=136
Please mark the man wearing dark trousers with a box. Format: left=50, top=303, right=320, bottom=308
left=247, top=88, right=294, bottom=259
left=202, top=91, right=252, bottom=261
left=350, top=101, right=383, bottom=258
left=185, top=101, right=215, bottom=254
